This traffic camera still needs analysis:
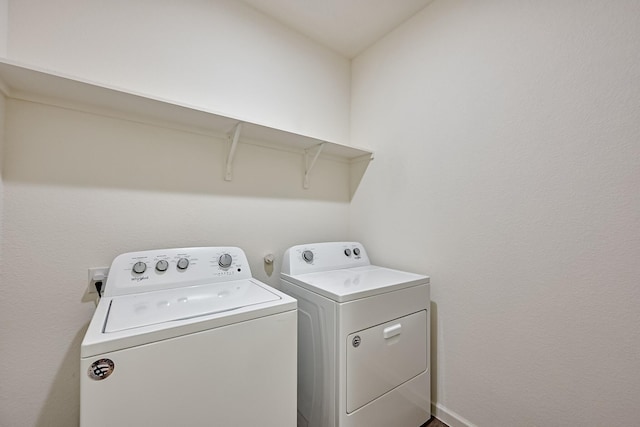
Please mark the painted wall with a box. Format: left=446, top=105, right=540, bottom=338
left=0, top=0, right=7, bottom=313
left=0, top=1, right=352, bottom=426
left=6, top=0, right=350, bottom=144
left=0, top=0, right=6, bottom=56
left=350, top=1, right=640, bottom=426
left=0, top=94, right=4, bottom=313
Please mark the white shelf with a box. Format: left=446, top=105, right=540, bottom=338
left=0, top=59, right=373, bottom=190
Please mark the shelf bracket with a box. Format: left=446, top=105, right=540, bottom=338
left=304, top=142, right=325, bottom=189
left=225, top=122, right=243, bottom=181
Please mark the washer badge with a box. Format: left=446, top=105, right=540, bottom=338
left=88, top=358, right=115, bottom=380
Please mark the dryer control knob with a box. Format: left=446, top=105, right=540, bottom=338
left=344, top=248, right=352, bottom=256
left=302, top=250, right=314, bottom=263
left=177, top=258, right=189, bottom=270
left=132, top=261, right=146, bottom=274
left=155, top=260, right=169, bottom=272
left=218, top=253, right=233, bottom=269
left=353, top=247, right=361, bottom=256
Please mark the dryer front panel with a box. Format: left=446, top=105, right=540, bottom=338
left=346, top=310, right=427, bottom=413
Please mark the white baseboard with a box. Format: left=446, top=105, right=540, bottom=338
left=431, top=402, right=477, bottom=427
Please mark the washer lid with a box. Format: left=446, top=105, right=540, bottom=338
left=104, top=279, right=281, bottom=333
left=281, top=265, right=428, bottom=303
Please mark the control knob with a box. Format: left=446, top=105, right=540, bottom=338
left=353, top=247, right=361, bottom=256
left=177, top=258, right=190, bottom=270
left=302, top=250, right=314, bottom=263
left=132, top=261, right=146, bottom=274
left=344, top=248, right=352, bottom=256
left=218, top=253, right=233, bottom=269
left=155, top=260, right=169, bottom=272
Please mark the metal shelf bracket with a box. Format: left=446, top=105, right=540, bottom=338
left=225, top=122, right=243, bottom=181
left=304, top=142, right=325, bottom=189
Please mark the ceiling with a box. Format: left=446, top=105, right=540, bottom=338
left=240, top=0, right=433, bottom=58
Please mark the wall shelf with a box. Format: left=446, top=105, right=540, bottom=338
left=0, top=59, right=373, bottom=192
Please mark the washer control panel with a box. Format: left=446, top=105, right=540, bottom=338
left=282, top=242, right=370, bottom=275
left=104, top=247, right=252, bottom=297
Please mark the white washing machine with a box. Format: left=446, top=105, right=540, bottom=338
left=81, top=246, right=297, bottom=427
left=281, top=242, right=430, bottom=427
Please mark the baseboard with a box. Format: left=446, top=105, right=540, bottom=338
left=431, top=402, right=477, bottom=427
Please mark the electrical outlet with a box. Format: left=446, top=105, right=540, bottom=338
left=87, top=267, right=109, bottom=295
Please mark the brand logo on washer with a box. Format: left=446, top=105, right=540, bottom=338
left=88, top=359, right=115, bottom=380
left=352, top=335, right=361, bottom=348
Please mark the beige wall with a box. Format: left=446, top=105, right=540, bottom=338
left=0, top=94, right=4, bottom=321
left=0, top=0, right=5, bottom=281
left=350, top=1, right=640, bottom=426
left=0, top=0, right=6, bottom=56
left=7, top=0, right=350, bottom=144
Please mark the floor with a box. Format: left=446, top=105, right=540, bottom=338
left=422, top=417, right=449, bottom=427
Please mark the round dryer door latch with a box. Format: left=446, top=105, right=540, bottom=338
left=352, top=335, right=361, bottom=348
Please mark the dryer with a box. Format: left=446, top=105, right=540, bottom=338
left=281, top=242, right=430, bottom=427
left=81, top=246, right=297, bottom=427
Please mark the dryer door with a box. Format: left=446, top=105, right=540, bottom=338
left=346, top=310, right=427, bottom=413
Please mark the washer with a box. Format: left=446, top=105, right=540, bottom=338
left=281, top=242, right=430, bottom=427
left=81, top=247, right=297, bottom=427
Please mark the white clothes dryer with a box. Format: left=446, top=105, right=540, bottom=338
left=81, top=247, right=297, bottom=427
left=281, top=242, right=430, bottom=427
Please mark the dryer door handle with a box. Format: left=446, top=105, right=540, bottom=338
left=383, top=323, right=402, bottom=339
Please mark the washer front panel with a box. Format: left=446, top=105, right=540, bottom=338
left=81, top=311, right=297, bottom=427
